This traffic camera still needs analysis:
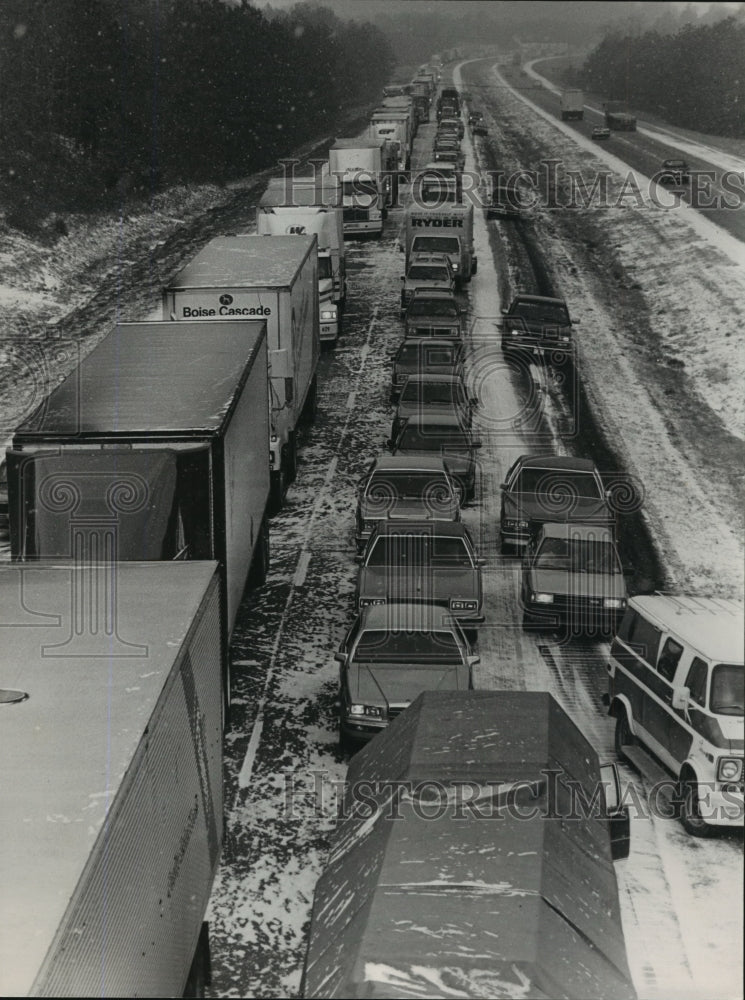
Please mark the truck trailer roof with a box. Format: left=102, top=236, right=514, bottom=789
left=13, top=319, right=266, bottom=440
left=164, top=234, right=316, bottom=292
left=0, top=560, right=221, bottom=997
left=331, top=138, right=385, bottom=150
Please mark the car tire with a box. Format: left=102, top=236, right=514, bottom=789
left=500, top=534, right=513, bottom=556
left=614, top=709, right=636, bottom=757
left=268, top=466, right=287, bottom=516
left=680, top=776, right=715, bottom=837
left=339, top=728, right=356, bottom=756
left=248, top=518, right=270, bottom=588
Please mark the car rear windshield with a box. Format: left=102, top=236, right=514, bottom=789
left=509, top=301, right=570, bottom=325
left=401, top=382, right=461, bottom=405
left=514, top=468, right=602, bottom=499
left=365, top=471, right=452, bottom=500
left=398, top=427, right=471, bottom=451
left=535, top=538, right=621, bottom=574
left=407, top=296, right=458, bottom=316
left=408, top=266, right=449, bottom=282
left=354, top=629, right=462, bottom=663
left=365, top=534, right=473, bottom=567
left=710, top=664, right=744, bottom=716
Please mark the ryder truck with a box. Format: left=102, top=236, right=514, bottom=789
left=329, top=139, right=389, bottom=236
left=258, top=176, right=346, bottom=345
left=6, top=319, right=271, bottom=713
left=0, top=561, right=224, bottom=997
left=404, top=202, right=476, bottom=285
left=163, top=235, right=320, bottom=511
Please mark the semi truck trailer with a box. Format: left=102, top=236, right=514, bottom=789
left=6, top=319, right=271, bottom=713
left=258, top=177, right=346, bottom=345
left=329, top=139, right=389, bottom=236
left=560, top=89, right=584, bottom=120
left=162, top=235, right=320, bottom=511
left=0, top=561, right=224, bottom=997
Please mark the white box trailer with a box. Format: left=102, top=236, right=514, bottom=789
left=162, top=236, right=320, bottom=510
left=404, top=202, right=476, bottom=285
left=560, top=89, right=584, bottom=120
left=258, top=178, right=346, bottom=344
left=0, top=560, right=223, bottom=997
left=369, top=110, right=412, bottom=171
left=7, top=319, right=270, bottom=712
left=329, top=140, right=387, bottom=236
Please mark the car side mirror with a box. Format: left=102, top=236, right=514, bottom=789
left=671, top=685, right=690, bottom=711
left=354, top=554, right=364, bottom=564
left=467, top=654, right=480, bottom=667
left=400, top=275, right=405, bottom=281
left=501, top=308, right=508, bottom=315
left=470, top=396, right=479, bottom=406
left=472, top=440, right=483, bottom=449
left=333, top=651, right=348, bottom=664
left=499, top=482, right=507, bottom=490
left=572, top=319, right=580, bottom=325
left=475, top=556, right=486, bottom=566
left=385, top=438, right=394, bottom=450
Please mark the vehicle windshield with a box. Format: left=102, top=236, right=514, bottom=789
left=534, top=538, right=621, bottom=574
left=342, top=179, right=377, bottom=200
left=408, top=266, right=449, bottom=282
left=710, top=664, right=744, bottom=716
left=407, top=295, right=458, bottom=316
left=401, top=382, right=461, bottom=405
left=318, top=256, right=333, bottom=279
left=509, top=300, right=571, bottom=326
left=365, top=534, right=473, bottom=568
left=365, top=471, right=452, bottom=501
left=354, top=629, right=462, bottom=664
left=513, top=468, right=602, bottom=499
left=397, top=426, right=471, bottom=451
left=411, top=237, right=461, bottom=256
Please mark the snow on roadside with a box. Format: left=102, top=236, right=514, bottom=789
left=484, top=64, right=744, bottom=597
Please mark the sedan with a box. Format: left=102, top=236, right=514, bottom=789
left=336, top=603, right=479, bottom=750
left=390, top=337, right=465, bottom=404
left=354, top=454, right=461, bottom=553
left=520, top=522, right=627, bottom=636
left=392, top=373, right=477, bottom=440
left=591, top=126, right=611, bottom=140
left=500, top=294, right=577, bottom=362
left=499, top=454, right=614, bottom=553
left=355, top=520, right=485, bottom=636
left=389, top=413, right=482, bottom=502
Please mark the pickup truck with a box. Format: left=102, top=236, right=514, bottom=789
left=500, top=294, right=577, bottom=362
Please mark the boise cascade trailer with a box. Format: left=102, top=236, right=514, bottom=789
left=162, top=235, right=319, bottom=510
left=258, top=176, right=346, bottom=344
left=302, top=690, right=635, bottom=1000
left=0, top=561, right=223, bottom=997
left=7, top=319, right=270, bottom=711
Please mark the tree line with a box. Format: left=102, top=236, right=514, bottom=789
left=579, top=17, right=744, bottom=137
left=0, top=0, right=394, bottom=229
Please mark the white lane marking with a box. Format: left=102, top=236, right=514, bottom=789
left=346, top=390, right=356, bottom=411
left=237, top=308, right=379, bottom=789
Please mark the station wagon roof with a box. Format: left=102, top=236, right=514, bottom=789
left=628, top=595, right=744, bottom=663
left=538, top=522, right=614, bottom=543
left=369, top=520, right=470, bottom=539
left=370, top=455, right=449, bottom=473
left=518, top=455, right=597, bottom=472
left=400, top=373, right=463, bottom=385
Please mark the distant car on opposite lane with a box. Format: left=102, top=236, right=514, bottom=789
left=591, top=126, right=611, bottom=140
left=657, top=159, right=691, bottom=185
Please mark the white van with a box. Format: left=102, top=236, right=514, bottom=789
left=607, top=594, right=743, bottom=836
